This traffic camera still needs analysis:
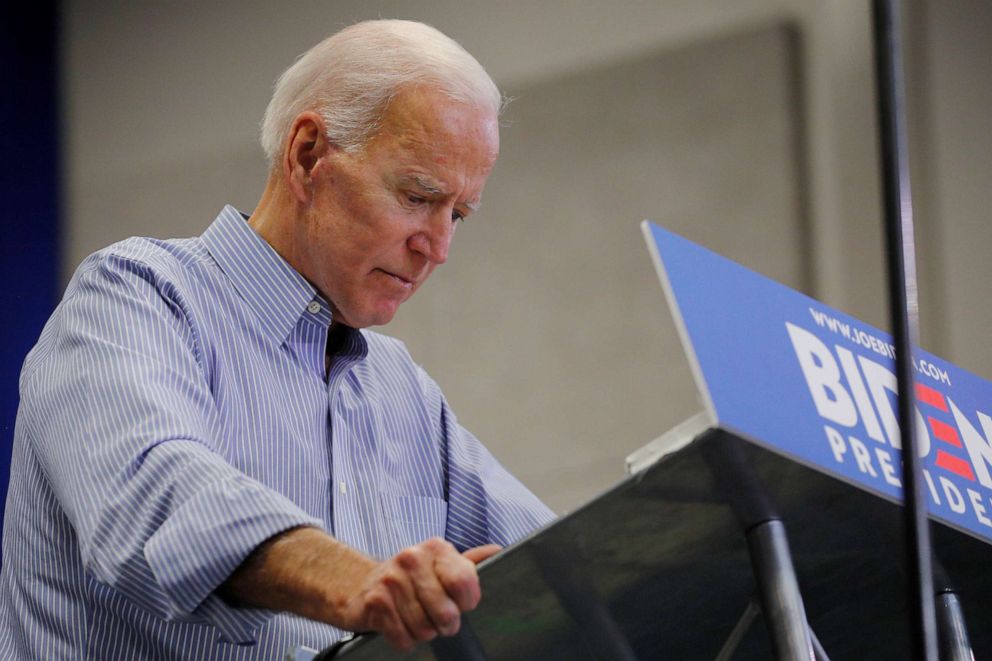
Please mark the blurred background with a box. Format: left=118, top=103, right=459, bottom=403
left=2, top=0, right=990, bottom=519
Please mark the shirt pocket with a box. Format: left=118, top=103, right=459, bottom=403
left=379, top=493, right=448, bottom=552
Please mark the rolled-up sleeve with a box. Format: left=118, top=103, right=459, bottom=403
left=19, top=251, right=320, bottom=644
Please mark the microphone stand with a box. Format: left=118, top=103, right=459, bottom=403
left=872, top=0, right=936, bottom=657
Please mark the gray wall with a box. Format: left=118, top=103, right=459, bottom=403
left=63, top=1, right=992, bottom=513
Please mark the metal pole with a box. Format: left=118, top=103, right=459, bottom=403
left=746, top=520, right=814, bottom=661
left=702, top=434, right=816, bottom=660
left=714, top=598, right=760, bottom=661
left=871, top=1, right=937, bottom=658
left=936, top=592, right=975, bottom=661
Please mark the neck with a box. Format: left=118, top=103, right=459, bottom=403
left=249, top=171, right=306, bottom=272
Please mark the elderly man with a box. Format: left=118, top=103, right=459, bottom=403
left=0, top=20, right=554, bottom=659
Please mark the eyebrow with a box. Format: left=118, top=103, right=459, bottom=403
left=407, top=174, right=482, bottom=213
left=409, top=174, right=443, bottom=196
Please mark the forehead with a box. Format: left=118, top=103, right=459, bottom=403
left=367, top=87, right=500, bottom=169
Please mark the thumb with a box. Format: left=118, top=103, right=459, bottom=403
left=461, top=544, right=502, bottom=565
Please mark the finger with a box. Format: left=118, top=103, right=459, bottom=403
left=383, top=617, right=417, bottom=652
left=380, top=611, right=416, bottom=651
left=401, top=541, right=462, bottom=637
left=411, top=575, right=461, bottom=637
left=433, top=543, right=482, bottom=612
left=462, top=544, right=502, bottom=564
left=364, top=583, right=417, bottom=652
left=388, top=550, right=444, bottom=643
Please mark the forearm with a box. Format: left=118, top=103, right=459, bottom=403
left=219, top=526, right=375, bottom=627
left=219, top=527, right=498, bottom=651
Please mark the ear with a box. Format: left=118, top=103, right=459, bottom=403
left=281, top=111, right=330, bottom=204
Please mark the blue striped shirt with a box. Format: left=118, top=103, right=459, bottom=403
left=1, top=206, right=554, bottom=659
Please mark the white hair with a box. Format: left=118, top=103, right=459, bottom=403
left=260, top=19, right=503, bottom=165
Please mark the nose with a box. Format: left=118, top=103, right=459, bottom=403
left=408, top=207, right=455, bottom=265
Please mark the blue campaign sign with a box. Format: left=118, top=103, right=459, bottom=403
left=643, top=221, right=992, bottom=546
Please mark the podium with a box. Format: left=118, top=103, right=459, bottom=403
left=323, top=424, right=992, bottom=659
left=310, top=221, right=992, bottom=659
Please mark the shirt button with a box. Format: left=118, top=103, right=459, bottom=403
left=339, top=481, right=347, bottom=494
left=307, top=301, right=321, bottom=314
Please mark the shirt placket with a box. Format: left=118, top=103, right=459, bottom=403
left=290, top=296, right=336, bottom=533
left=326, top=335, right=388, bottom=559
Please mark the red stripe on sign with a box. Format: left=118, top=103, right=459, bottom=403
left=936, top=450, right=976, bottom=481
left=916, top=383, right=948, bottom=412
left=929, top=417, right=963, bottom=447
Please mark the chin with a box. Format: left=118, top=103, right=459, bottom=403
left=341, top=306, right=400, bottom=329
left=370, top=311, right=400, bottom=327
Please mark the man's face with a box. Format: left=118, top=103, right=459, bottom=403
left=298, top=87, right=499, bottom=328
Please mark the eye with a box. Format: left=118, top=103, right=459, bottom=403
left=406, top=193, right=427, bottom=206
left=451, top=210, right=466, bottom=223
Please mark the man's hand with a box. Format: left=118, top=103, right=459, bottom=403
left=337, top=538, right=500, bottom=650
left=220, top=527, right=502, bottom=651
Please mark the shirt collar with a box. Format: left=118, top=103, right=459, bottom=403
left=201, top=205, right=332, bottom=344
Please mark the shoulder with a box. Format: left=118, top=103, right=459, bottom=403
left=58, top=235, right=224, bottom=334
left=73, top=235, right=210, bottom=291
left=24, top=236, right=213, bottom=378
left=21, top=238, right=213, bottom=388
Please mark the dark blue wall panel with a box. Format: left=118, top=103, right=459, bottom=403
left=0, top=1, right=61, bottom=550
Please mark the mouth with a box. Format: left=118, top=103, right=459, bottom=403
left=377, top=268, right=415, bottom=289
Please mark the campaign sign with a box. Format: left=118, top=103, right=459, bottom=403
left=643, top=221, right=992, bottom=547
